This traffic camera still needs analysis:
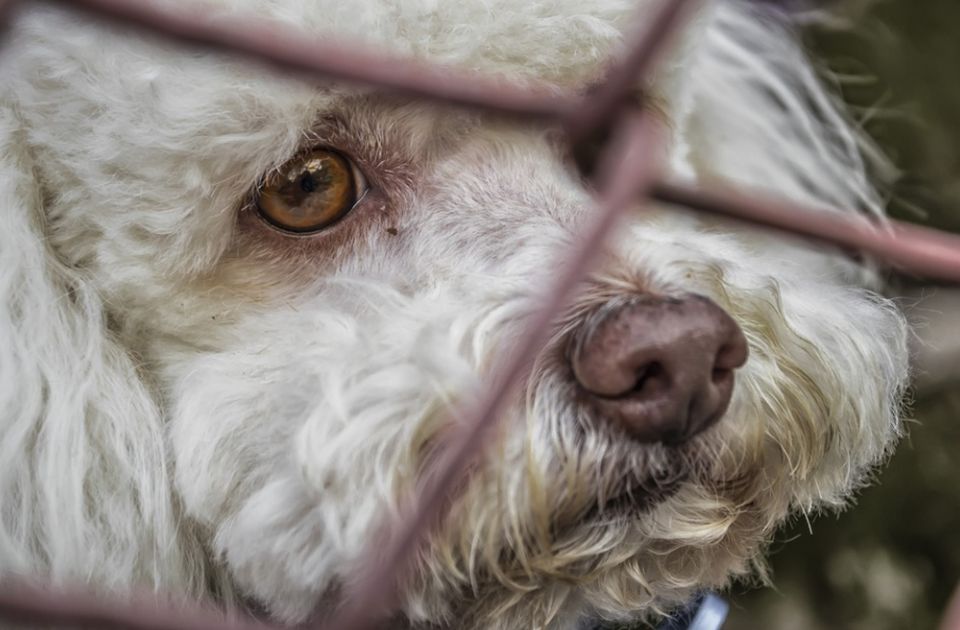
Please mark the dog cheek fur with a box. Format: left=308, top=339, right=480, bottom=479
left=162, top=286, right=492, bottom=622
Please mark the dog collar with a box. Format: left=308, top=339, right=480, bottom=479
left=588, top=592, right=729, bottom=630
left=656, top=593, right=729, bottom=630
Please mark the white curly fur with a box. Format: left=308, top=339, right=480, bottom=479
left=0, top=0, right=909, bottom=628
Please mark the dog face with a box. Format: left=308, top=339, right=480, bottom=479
left=0, top=0, right=909, bottom=628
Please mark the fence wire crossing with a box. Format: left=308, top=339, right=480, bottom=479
left=1, top=0, right=959, bottom=628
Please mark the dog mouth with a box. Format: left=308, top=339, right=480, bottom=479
left=584, top=460, right=688, bottom=522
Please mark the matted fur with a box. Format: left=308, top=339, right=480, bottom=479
left=0, top=0, right=908, bottom=628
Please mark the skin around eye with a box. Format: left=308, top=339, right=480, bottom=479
left=256, top=149, right=364, bottom=233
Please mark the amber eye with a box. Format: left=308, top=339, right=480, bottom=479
left=256, top=149, right=366, bottom=233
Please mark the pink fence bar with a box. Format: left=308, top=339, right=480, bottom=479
left=652, top=182, right=960, bottom=283
left=0, top=581, right=276, bottom=630
left=49, top=0, right=571, bottom=120
left=324, top=0, right=698, bottom=624
left=326, top=111, right=668, bottom=630
left=941, top=584, right=960, bottom=630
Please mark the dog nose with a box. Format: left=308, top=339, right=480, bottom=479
left=569, top=294, right=748, bottom=444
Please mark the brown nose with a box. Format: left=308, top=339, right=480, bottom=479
left=569, top=293, right=748, bottom=444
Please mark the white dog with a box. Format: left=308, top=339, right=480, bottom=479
left=0, top=0, right=909, bottom=628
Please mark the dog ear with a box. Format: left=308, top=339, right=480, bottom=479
left=0, top=104, right=204, bottom=592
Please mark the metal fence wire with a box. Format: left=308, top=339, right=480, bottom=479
left=0, top=0, right=959, bottom=628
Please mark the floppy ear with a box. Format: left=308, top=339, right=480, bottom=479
left=0, top=104, right=205, bottom=593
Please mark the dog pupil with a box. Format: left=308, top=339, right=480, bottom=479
left=299, top=172, right=317, bottom=193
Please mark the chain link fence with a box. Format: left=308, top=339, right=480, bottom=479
left=0, top=0, right=958, bottom=628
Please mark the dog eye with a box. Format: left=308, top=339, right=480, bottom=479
left=256, top=149, right=367, bottom=233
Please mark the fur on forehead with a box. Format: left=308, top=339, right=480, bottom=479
left=200, top=0, right=701, bottom=89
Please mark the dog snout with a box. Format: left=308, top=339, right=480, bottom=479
left=569, top=293, right=748, bottom=444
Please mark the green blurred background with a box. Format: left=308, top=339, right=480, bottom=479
left=725, top=1, right=960, bottom=628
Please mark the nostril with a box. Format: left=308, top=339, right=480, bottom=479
left=711, top=367, right=730, bottom=385
left=631, top=362, right=666, bottom=397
